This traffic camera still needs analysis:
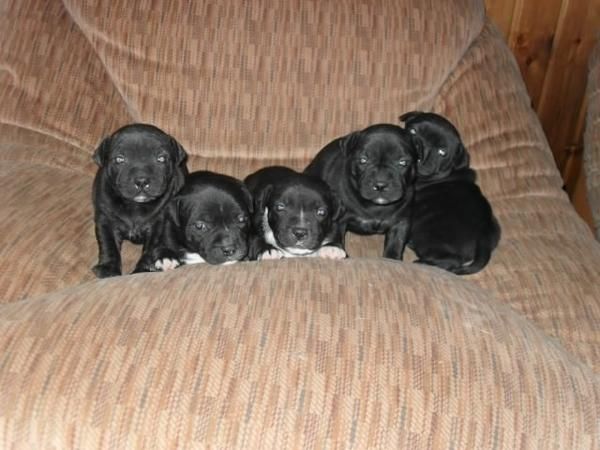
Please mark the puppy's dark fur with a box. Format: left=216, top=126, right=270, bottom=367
left=305, top=124, right=417, bottom=259
left=156, top=171, right=253, bottom=267
left=244, top=166, right=346, bottom=260
left=92, top=123, right=188, bottom=278
left=401, top=111, right=500, bottom=274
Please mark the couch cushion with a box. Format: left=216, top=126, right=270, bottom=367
left=0, top=259, right=597, bottom=448
left=0, top=159, right=139, bottom=303
left=0, top=0, right=132, bottom=159
left=61, top=0, right=484, bottom=160
left=584, top=41, right=600, bottom=239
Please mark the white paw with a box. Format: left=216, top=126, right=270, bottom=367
left=313, top=246, right=347, bottom=260
left=183, top=252, right=206, bottom=265
left=155, top=258, right=181, bottom=271
left=259, top=249, right=285, bottom=260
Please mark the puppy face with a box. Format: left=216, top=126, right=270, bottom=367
left=94, top=124, right=187, bottom=203
left=343, top=124, right=416, bottom=205
left=175, top=185, right=252, bottom=265
left=400, top=111, right=469, bottom=179
left=260, top=181, right=341, bottom=255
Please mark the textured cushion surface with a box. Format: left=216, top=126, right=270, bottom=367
left=1, top=0, right=600, bottom=447
left=0, top=260, right=598, bottom=448
left=585, top=41, right=600, bottom=239
left=60, top=0, right=484, bottom=160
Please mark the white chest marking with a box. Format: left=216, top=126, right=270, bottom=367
left=261, top=208, right=320, bottom=258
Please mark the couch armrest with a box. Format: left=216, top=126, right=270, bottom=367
left=430, top=21, right=600, bottom=371
left=584, top=40, right=600, bottom=240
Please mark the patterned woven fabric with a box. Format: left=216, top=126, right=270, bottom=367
left=1, top=0, right=600, bottom=447
left=61, top=0, right=484, bottom=161
left=1, top=260, right=598, bottom=448
left=585, top=41, right=600, bottom=239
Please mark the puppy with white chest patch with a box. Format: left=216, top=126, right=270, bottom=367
left=244, top=166, right=346, bottom=260
left=154, top=171, right=253, bottom=270
left=400, top=111, right=501, bottom=274
left=92, top=123, right=188, bottom=278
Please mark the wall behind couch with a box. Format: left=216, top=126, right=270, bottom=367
left=485, top=0, right=600, bottom=228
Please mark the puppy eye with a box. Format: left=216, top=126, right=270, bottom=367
left=359, top=156, right=368, bottom=164
left=316, top=207, right=328, bottom=217
left=437, top=148, right=447, bottom=157
left=274, top=203, right=285, bottom=212
left=115, top=155, right=125, bottom=164
left=397, top=159, right=410, bottom=167
left=194, top=221, right=208, bottom=231
left=409, top=128, right=417, bottom=135
left=237, top=214, right=247, bottom=223
left=157, top=155, right=167, bottom=163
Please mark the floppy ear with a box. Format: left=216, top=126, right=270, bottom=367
left=399, top=111, right=423, bottom=124
left=240, top=184, right=254, bottom=215
left=330, top=191, right=345, bottom=222
left=165, top=197, right=182, bottom=228
left=452, top=143, right=470, bottom=170
left=170, top=136, right=188, bottom=166
left=254, top=184, right=273, bottom=214
left=168, top=137, right=188, bottom=193
left=339, top=131, right=362, bottom=155
left=92, top=137, right=111, bottom=167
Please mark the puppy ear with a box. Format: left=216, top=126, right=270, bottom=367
left=240, top=184, right=254, bottom=215
left=92, top=137, right=111, bottom=167
left=254, top=184, right=273, bottom=214
left=170, top=137, right=188, bottom=166
left=339, top=131, right=362, bottom=155
left=452, top=143, right=470, bottom=170
left=399, top=111, right=423, bottom=124
left=165, top=197, right=181, bottom=228
left=330, top=192, right=345, bottom=222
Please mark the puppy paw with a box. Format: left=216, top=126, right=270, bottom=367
left=258, top=249, right=285, bottom=260
left=155, top=258, right=181, bottom=271
left=92, top=263, right=121, bottom=278
left=313, top=246, right=347, bottom=260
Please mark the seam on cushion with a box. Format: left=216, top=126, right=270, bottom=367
left=0, top=157, right=93, bottom=176
left=60, top=1, right=139, bottom=122
left=0, top=119, right=87, bottom=152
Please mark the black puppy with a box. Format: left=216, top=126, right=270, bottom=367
left=305, top=124, right=417, bottom=259
left=244, top=166, right=346, bottom=260
left=92, top=123, right=188, bottom=278
left=154, top=171, right=253, bottom=269
left=400, top=111, right=500, bottom=274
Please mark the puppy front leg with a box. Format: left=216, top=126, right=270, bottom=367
left=248, top=234, right=283, bottom=261
left=150, top=220, right=184, bottom=271
left=92, top=221, right=122, bottom=278
left=133, top=224, right=170, bottom=273
left=383, top=219, right=410, bottom=260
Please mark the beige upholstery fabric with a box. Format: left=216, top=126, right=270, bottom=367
left=1, top=0, right=599, bottom=447
left=61, top=0, right=484, bottom=161
left=1, top=261, right=598, bottom=448
left=585, top=41, right=600, bottom=239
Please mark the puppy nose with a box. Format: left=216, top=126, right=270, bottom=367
left=373, top=182, right=388, bottom=191
left=221, top=246, right=237, bottom=257
left=134, top=177, right=150, bottom=189
left=292, top=227, right=308, bottom=240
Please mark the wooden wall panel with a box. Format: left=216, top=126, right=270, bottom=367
left=485, top=0, right=600, bottom=229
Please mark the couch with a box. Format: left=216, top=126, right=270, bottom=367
left=1, top=0, right=599, bottom=448
left=586, top=41, right=600, bottom=240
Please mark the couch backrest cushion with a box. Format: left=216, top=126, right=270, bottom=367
left=0, top=0, right=132, bottom=164
left=62, top=0, right=484, bottom=161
